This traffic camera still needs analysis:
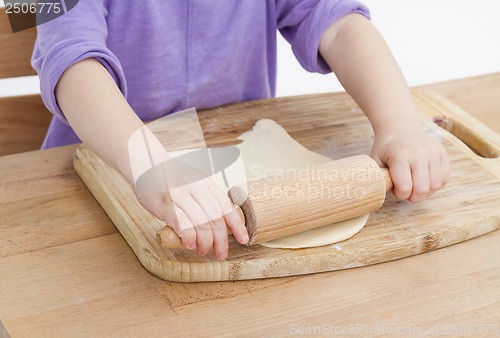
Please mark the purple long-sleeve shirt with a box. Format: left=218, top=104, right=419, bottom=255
left=32, top=0, right=369, bottom=148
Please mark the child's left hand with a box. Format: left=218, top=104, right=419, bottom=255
left=370, top=125, right=450, bottom=202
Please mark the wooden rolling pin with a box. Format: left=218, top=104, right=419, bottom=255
left=156, top=155, right=393, bottom=248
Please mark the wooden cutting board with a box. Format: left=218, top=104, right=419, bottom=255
left=73, top=89, right=500, bottom=282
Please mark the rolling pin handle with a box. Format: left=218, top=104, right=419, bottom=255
left=156, top=227, right=184, bottom=249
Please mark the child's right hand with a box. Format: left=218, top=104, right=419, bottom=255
left=370, top=124, right=450, bottom=202
left=135, top=176, right=249, bottom=260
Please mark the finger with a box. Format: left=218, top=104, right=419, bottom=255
left=440, top=149, right=451, bottom=187
left=408, top=161, right=430, bottom=203
left=172, top=191, right=213, bottom=255
left=172, top=205, right=198, bottom=250
left=160, top=203, right=197, bottom=250
left=429, top=155, right=443, bottom=194
left=225, top=207, right=249, bottom=245
left=387, top=160, right=412, bottom=200
left=193, top=220, right=213, bottom=256
left=191, top=189, right=229, bottom=260
left=209, top=183, right=249, bottom=245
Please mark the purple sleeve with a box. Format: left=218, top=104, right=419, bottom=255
left=31, top=0, right=127, bottom=125
left=276, top=0, right=370, bottom=74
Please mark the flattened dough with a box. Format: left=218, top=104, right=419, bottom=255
left=237, top=119, right=369, bottom=249
left=259, top=214, right=368, bottom=249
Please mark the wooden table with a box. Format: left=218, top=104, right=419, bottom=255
left=1, top=74, right=499, bottom=337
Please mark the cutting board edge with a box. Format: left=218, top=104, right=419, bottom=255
left=71, top=90, right=500, bottom=282
left=73, top=144, right=500, bottom=282
left=230, top=213, right=500, bottom=281
left=73, top=146, right=232, bottom=283
left=73, top=147, right=179, bottom=280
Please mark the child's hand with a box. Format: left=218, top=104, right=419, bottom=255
left=136, top=177, right=249, bottom=260
left=370, top=125, right=450, bottom=202
left=55, top=59, right=248, bottom=259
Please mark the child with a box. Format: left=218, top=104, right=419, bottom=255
left=32, top=1, right=450, bottom=260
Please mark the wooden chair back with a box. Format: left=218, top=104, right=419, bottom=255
left=0, top=6, right=52, bottom=155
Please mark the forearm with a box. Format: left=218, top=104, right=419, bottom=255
left=318, top=15, right=450, bottom=202
left=55, top=58, right=145, bottom=184
left=319, top=14, right=419, bottom=134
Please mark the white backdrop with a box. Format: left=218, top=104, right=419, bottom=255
left=1, top=0, right=500, bottom=98
left=276, top=0, right=500, bottom=96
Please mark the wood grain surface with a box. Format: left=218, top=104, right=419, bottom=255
left=0, top=94, right=53, bottom=155
left=0, top=7, right=37, bottom=79
left=0, top=6, right=51, bottom=156
left=73, top=89, right=500, bottom=282
left=1, top=75, right=499, bottom=337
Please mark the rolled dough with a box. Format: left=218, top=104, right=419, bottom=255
left=236, top=119, right=369, bottom=249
